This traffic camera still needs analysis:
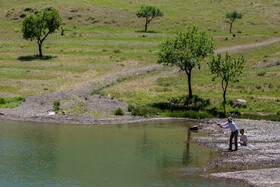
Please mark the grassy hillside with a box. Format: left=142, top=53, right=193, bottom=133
left=0, top=0, right=280, bottom=117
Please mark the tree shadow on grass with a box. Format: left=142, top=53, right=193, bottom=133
left=149, top=95, right=226, bottom=118
left=135, top=30, right=161, bottom=34
left=17, top=55, right=57, bottom=61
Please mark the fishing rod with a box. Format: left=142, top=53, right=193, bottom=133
left=209, top=118, right=218, bottom=124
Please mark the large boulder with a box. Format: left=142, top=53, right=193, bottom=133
left=232, top=99, right=247, bottom=107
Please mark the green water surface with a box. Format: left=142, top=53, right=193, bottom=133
left=0, top=119, right=238, bottom=186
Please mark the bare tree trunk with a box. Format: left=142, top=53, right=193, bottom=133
left=38, top=40, right=43, bottom=57
left=61, top=27, right=64, bottom=36
left=222, top=80, right=228, bottom=114
left=145, top=18, right=148, bottom=32
left=222, top=81, right=228, bottom=104
left=229, top=21, right=233, bottom=33
left=187, top=71, right=192, bottom=99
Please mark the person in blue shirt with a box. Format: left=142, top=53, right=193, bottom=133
left=217, top=117, right=239, bottom=152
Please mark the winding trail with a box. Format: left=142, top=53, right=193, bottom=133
left=1, top=37, right=280, bottom=124
left=215, top=37, right=280, bottom=54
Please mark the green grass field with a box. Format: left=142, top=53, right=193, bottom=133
left=0, top=0, right=280, bottom=117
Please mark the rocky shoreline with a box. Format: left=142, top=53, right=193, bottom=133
left=196, top=119, right=280, bottom=187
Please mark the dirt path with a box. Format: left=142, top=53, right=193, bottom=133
left=0, top=64, right=162, bottom=124
left=1, top=37, right=280, bottom=124
left=215, top=37, right=280, bottom=54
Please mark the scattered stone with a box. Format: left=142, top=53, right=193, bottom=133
left=0, top=112, right=4, bottom=115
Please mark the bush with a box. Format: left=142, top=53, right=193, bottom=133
left=0, top=98, right=6, bottom=104
left=113, top=49, right=121, bottom=53
left=19, top=13, right=26, bottom=18
left=5, top=12, right=11, bottom=17
left=53, top=101, right=60, bottom=111
left=24, top=7, right=33, bottom=11
left=114, top=108, right=124, bottom=115
left=0, top=96, right=26, bottom=108
left=150, top=102, right=185, bottom=111
left=128, top=105, right=160, bottom=117
left=17, top=96, right=26, bottom=102
left=257, top=71, right=266, bottom=76
left=161, top=110, right=212, bottom=118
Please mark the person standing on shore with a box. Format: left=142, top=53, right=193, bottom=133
left=217, top=117, right=239, bottom=152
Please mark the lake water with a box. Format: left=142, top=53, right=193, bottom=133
left=0, top=119, right=238, bottom=186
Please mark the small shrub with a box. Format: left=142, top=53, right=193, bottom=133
left=0, top=98, right=6, bottom=104
left=276, top=110, right=280, bottom=116
left=161, top=111, right=212, bottom=118
left=53, top=101, right=60, bottom=111
left=113, top=49, right=121, bottom=53
left=0, top=96, right=26, bottom=108
left=128, top=105, right=160, bottom=117
left=128, top=104, right=134, bottom=112
left=70, top=9, right=79, bottom=13
left=237, top=30, right=242, bottom=33
left=19, top=13, right=26, bottom=18
left=255, top=85, right=262, bottom=89
left=24, top=7, right=33, bottom=11
left=257, top=71, right=266, bottom=76
left=114, top=108, right=124, bottom=115
left=5, top=12, right=11, bottom=17
left=16, top=96, right=26, bottom=102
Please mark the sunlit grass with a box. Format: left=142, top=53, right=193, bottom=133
left=0, top=0, right=279, bottom=117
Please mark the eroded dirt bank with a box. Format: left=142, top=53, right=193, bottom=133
left=196, top=119, right=280, bottom=187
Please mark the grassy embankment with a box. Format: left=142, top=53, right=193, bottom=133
left=0, top=0, right=279, bottom=120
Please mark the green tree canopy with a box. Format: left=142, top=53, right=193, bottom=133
left=208, top=52, right=245, bottom=112
left=136, top=5, right=163, bottom=32
left=225, top=10, right=242, bottom=33
left=158, top=26, right=214, bottom=99
left=22, top=7, right=62, bottom=57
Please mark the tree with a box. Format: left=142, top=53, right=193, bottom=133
left=158, top=26, right=214, bottom=99
left=136, top=5, right=163, bottom=32
left=207, top=52, right=245, bottom=112
left=22, top=7, right=62, bottom=57
left=225, top=10, right=242, bottom=33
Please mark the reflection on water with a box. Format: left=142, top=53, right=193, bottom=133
left=0, top=120, right=238, bottom=186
